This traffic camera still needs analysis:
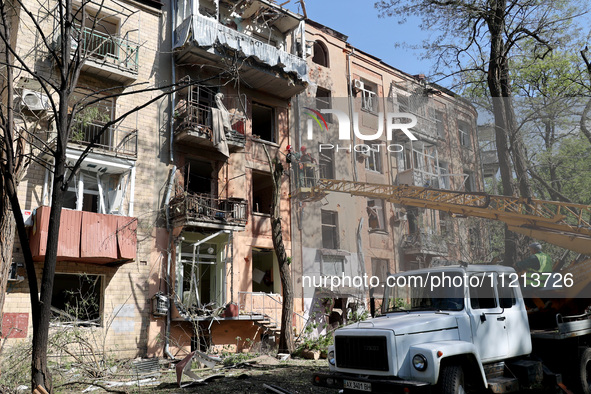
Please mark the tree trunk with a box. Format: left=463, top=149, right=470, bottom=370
left=486, top=0, right=532, bottom=264
left=486, top=0, right=518, bottom=264
left=30, top=94, right=70, bottom=391
left=0, top=196, right=16, bottom=338
left=263, top=146, right=294, bottom=354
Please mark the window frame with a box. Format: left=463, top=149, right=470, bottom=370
left=321, top=209, right=339, bottom=250
left=458, top=120, right=472, bottom=148
left=367, top=198, right=387, bottom=232
left=252, top=170, right=274, bottom=215
left=365, top=145, right=382, bottom=173
left=51, top=273, right=104, bottom=326
left=434, top=110, right=445, bottom=139
left=312, top=40, right=329, bottom=67
left=316, top=86, right=332, bottom=122
left=361, top=83, right=378, bottom=113
left=251, top=102, right=276, bottom=143
left=319, top=149, right=335, bottom=180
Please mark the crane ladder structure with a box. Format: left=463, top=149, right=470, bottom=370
left=308, top=179, right=591, bottom=256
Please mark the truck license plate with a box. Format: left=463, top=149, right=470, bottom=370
left=344, top=380, right=372, bottom=392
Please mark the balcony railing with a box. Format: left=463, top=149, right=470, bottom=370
left=169, top=192, right=247, bottom=228
left=71, top=26, right=139, bottom=74
left=396, top=169, right=450, bottom=189
left=401, top=232, right=448, bottom=256
left=71, top=120, right=138, bottom=158
left=176, top=14, right=307, bottom=82
left=29, top=207, right=137, bottom=265
left=175, top=100, right=246, bottom=149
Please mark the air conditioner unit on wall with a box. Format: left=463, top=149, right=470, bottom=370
left=21, top=89, right=50, bottom=111
left=353, top=79, right=364, bottom=92
left=305, top=41, right=314, bottom=57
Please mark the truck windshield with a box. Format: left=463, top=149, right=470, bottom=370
left=384, top=271, right=465, bottom=312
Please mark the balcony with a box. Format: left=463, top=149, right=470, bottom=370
left=29, top=207, right=137, bottom=266
left=174, top=14, right=308, bottom=99
left=396, top=169, right=449, bottom=189
left=169, top=192, right=247, bottom=231
left=68, top=26, right=139, bottom=83
left=174, top=95, right=246, bottom=152
left=69, top=120, right=138, bottom=158
left=401, top=232, right=448, bottom=256
left=481, top=150, right=499, bottom=178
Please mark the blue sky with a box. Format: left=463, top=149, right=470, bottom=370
left=287, top=0, right=432, bottom=76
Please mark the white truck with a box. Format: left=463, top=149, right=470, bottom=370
left=312, top=264, right=591, bottom=393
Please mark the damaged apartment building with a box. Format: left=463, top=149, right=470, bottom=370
left=2, top=0, right=166, bottom=356
left=146, top=0, right=309, bottom=356
left=291, top=20, right=487, bottom=333
left=1, top=0, right=486, bottom=361
left=2, top=0, right=309, bottom=359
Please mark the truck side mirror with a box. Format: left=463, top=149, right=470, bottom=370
left=480, top=313, right=487, bottom=323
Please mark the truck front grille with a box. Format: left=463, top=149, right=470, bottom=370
left=335, top=335, right=389, bottom=371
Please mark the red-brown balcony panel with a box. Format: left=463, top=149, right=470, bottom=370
left=29, top=206, right=137, bottom=265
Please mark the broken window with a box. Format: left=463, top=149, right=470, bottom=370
left=458, top=120, right=472, bottom=148
left=321, top=210, right=339, bottom=249
left=312, top=41, right=329, bottom=67
left=321, top=255, right=344, bottom=276
left=176, top=239, right=221, bottom=308
left=51, top=273, right=102, bottom=325
left=185, top=159, right=214, bottom=195
left=464, top=169, right=476, bottom=192
left=319, top=149, right=335, bottom=179
left=407, top=209, right=419, bottom=234
left=61, top=167, right=133, bottom=215
left=434, top=110, right=445, bottom=138
left=371, top=258, right=389, bottom=297
left=436, top=161, right=450, bottom=189
left=361, top=82, right=378, bottom=113
left=395, top=145, right=412, bottom=171
left=252, top=103, right=275, bottom=142
left=316, top=87, right=332, bottom=122
left=367, top=199, right=386, bottom=231
left=252, top=248, right=278, bottom=294
left=365, top=145, right=382, bottom=172
left=252, top=171, right=273, bottom=215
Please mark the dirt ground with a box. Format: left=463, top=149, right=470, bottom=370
left=50, top=357, right=339, bottom=394
left=150, top=358, right=338, bottom=394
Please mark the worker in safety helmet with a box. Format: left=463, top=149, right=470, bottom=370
left=515, top=242, right=553, bottom=285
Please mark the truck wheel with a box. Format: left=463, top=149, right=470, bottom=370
left=579, top=348, right=591, bottom=394
left=440, top=364, right=466, bottom=394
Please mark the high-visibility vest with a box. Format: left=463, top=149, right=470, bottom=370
left=525, top=253, right=552, bottom=286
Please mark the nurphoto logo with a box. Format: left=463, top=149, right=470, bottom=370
left=303, top=106, right=420, bottom=154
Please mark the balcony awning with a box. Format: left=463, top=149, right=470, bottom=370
left=174, top=14, right=308, bottom=86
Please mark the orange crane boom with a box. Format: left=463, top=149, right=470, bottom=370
left=309, top=179, right=591, bottom=255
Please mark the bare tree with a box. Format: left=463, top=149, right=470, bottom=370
left=263, top=145, right=294, bottom=354
left=0, top=0, right=218, bottom=389
left=375, top=0, right=585, bottom=263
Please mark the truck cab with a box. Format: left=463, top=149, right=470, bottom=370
left=312, top=265, right=532, bottom=393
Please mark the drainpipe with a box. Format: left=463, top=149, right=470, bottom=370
left=346, top=48, right=358, bottom=182
left=163, top=165, right=176, bottom=360
left=163, top=0, right=179, bottom=360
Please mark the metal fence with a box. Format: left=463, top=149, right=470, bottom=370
left=71, top=120, right=138, bottom=157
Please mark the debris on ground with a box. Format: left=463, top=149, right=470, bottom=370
left=175, top=350, right=223, bottom=387
left=263, top=383, right=293, bottom=393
